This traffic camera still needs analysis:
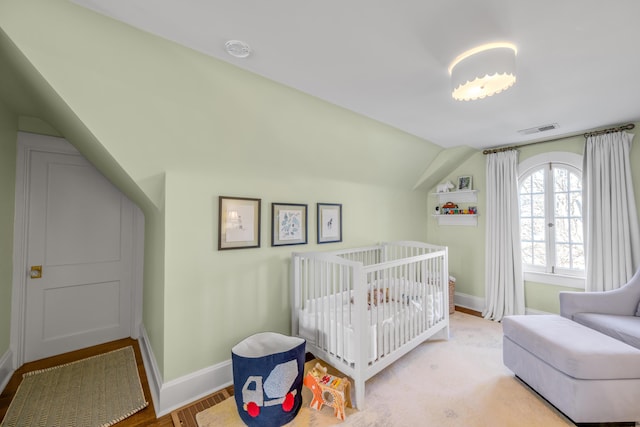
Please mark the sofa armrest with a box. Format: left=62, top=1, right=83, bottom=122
left=559, top=288, right=636, bottom=319
left=560, top=269, right=640, bottom=319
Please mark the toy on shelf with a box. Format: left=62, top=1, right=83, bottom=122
left=440, top=202, right=477, bottom=215
left=303, top=362, right=351, bottom=420
left=436, top=181, right=455, bottom=193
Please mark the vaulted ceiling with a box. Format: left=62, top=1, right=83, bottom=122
left=70, top=0, right=640, bottom=149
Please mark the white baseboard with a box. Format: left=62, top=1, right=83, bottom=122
left=138, top=326, right=233, bottom=417
left=138, top=327, right=163, bottom=415
left=454, top=292, right=554, bottom=316
left=454, top=292, right=485, bottom=313
left=157, top=358, right=233, bottom=417
left=0, top=348, right=14, bottom=394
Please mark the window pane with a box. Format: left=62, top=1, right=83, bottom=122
left=532, top=194, right=545, bottom=217
left=555, top=193, right=569, bottom=217
left=556, top=244, right=571, bottom=268
left=570, top=192, right=582, bottom=217
left=533, top=242, right=546, bottom=266
left=533, top=219, right=546, bottom=241
left=520, top=175, right=532, bottom=193
left=572, top=245, right=585, bottom=269
left=521, top=218, right=532, bottom=241
left=555, top=218, right=569, bottom=243
left=554, top=168, right=568, bottom=192
left=570, top=218, right=583, bottom=243
left=570, top=172, right=582, bottom=191
left=520, top=194, right=531, bottom=217
left=532, top=170, right=545, bottom=193
left=522, top=243, right=533, bottom=265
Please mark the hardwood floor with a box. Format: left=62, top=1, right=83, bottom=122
left=2, top=307, right=478, bottom=426
left=0, top=338, right=173, bottom=426
left=454, top=305, right=482, bottom=317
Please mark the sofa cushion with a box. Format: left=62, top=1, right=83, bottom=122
left=502, top=315, right=640, bottom=380
left=572, top=313, right=640, bottom=350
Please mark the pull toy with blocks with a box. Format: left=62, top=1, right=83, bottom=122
left=303, top=362, right=351, bottom=420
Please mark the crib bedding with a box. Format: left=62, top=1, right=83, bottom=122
left=297, top=282, right=443, bottom=363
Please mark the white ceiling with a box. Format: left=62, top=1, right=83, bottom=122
left=71, top=0, right=640, bottom=149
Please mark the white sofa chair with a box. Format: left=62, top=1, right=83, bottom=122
left=560, top=267, right=640, bottom=349
left=502, top=269, right=640, bottom=424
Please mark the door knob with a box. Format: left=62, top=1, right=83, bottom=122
left=30, top=265, right=42, bottom=279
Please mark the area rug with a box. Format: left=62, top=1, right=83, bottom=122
left=196, top=313, right=575, bottom=427
left=0, top=346, right=148, bottom=427
left=196, top=359, right=357, bottom=427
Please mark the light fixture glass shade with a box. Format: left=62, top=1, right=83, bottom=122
left=449, top=43, right=517, bottom=101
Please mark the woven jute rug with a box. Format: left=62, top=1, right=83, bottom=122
left=0, top=346, right=148, bottom=427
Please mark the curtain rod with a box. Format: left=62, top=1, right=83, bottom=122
left=482, top=123, right=636, bottom=155
left=583, top=123, right=635, bottom=138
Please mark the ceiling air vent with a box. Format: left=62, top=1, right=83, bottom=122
left=518, top=123, right=559, bottom=135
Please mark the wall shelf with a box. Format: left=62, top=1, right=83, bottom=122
left=432, top=214, right=478, bottom=226
left=431, top=190, right=479, bottom=226
left=431, top=189, right=478, bottom=203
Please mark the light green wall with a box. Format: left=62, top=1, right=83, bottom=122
left=428, top=127, right=640, bottom=314
left=0, top=99, right=17, bottom=355
left=163, top=172, right=429, bottom=378
left=0, top=0, right=440, bottom=382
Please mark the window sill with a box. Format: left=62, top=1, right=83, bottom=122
left=524, top=271, right=585, bottom=289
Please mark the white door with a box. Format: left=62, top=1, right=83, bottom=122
left=24, top=145, right=135, bottom=362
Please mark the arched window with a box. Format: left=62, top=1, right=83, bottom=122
left=519, top=152, right=585, bottom=287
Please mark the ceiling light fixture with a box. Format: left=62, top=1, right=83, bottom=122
left=448, top=42, right=517, bottom=101
left=224, top=40, right=251, bottom=58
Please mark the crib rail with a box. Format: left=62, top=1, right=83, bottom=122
left=291, top=241, right=449, bottom=409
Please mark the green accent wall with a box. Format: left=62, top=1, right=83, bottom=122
left=0, top=100, right=17, bottom=355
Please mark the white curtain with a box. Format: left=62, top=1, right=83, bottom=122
left=484, top=150, right=525, bottom=321
left=583, top=131, right=640, bottom=291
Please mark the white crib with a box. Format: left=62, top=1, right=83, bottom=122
left=291, top=241, right=449, bottom=409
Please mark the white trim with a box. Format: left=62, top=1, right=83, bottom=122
left=454, top=291, right=559, bottom=316
left=524, top=271, right=585, bottom=289
left=0, top=348, right=14, bottom=394
left=138, top=325, right=162, bottom=415
left=518, top=151, right=585, bottom=285
left=158, top=358, right=233, bottom=417
left=453, top=292, right=485, bottom=313
left=519, top=151, right=582, bottom=176
left=131, top=206, right=145, bottom=339
left=139, top=325, right=233, bottom=417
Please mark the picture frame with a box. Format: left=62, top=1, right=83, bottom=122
left=317, top=203, right=342, bottom=244
left=218, top=196, right=261, bottom=250
left=457, top=175, right=473, bottom=191
left=271, top=203, right=308, bottom=246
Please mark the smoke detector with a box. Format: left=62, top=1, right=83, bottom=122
left=225, top=40, right=251, bottom=58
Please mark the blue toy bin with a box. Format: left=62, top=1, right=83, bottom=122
left=232, top=332, right=306, bottom=426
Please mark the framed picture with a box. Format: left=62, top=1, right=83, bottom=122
left=271, top=203, right=308, bottom=246
left=218, top=196, right=261, bottom=250
left=457, top=175, right=472, bottom=191
left=317, top=203, right=342, bottom=244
